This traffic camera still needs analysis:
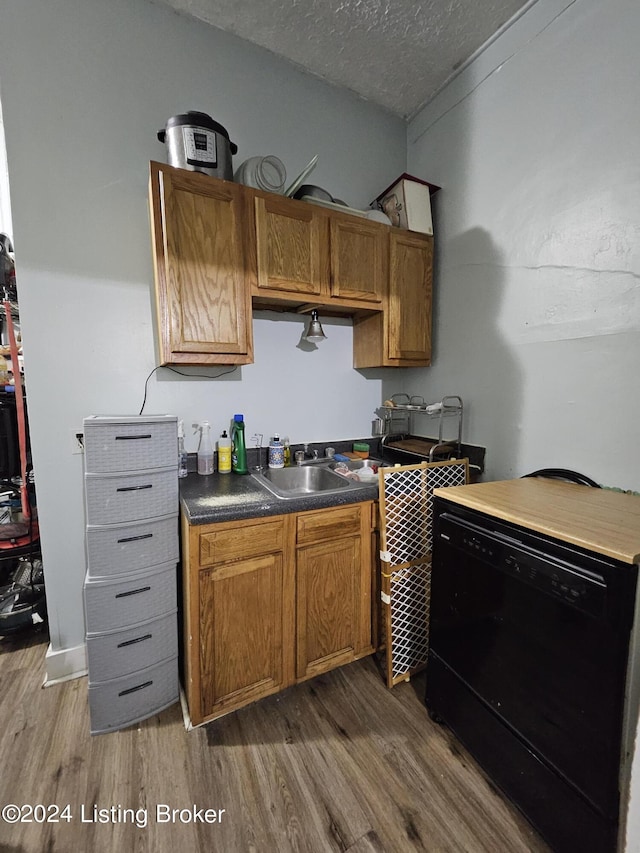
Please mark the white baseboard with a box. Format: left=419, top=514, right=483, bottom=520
left=43, top=642, right=87, bottom=686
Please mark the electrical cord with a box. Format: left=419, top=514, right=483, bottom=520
left=138, top=364, right=239, bottom=415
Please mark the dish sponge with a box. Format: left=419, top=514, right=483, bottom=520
left=353, top=442, right=370, bottom=459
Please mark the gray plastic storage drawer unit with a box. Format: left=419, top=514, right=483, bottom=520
left=86, top=611, right=178, bottom=682
left=82, top=414, right=180, bottom=735
left=85, top=513, right=179, bottom=578
left=87, top=656, right=179, bottom=735
left=83, top=562, right=177, bottom=634
left=83, top=415, right=179, bottom=473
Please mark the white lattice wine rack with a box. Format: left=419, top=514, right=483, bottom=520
left=378, top=458, right=468, bottom=688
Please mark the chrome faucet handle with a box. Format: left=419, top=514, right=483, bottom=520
left=295, top=450, right=305, bottom=465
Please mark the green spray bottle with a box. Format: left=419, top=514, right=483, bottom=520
left=231, top=414, right=248, bottom=474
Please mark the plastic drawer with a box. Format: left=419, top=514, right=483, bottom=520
left=84, top=563, right=176, bottom=634
left=83, top=415, right=178, bottom=473
left=88, top=656, right=179, bottom=735
left=86, top=513, right=178, bottom=578
left=86, top=611, right=177, bottom=683
left=84, top=468, right=178, bottom=525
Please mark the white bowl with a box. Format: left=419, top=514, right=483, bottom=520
left=366, top=209, right=392, bottom=225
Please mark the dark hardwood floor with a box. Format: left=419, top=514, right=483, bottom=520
left=0, top=630, right=548, bottom=853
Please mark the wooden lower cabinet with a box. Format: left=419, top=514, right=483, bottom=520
left=182, top=503, right=374, bottom=726
left=199, top=552, right=290, bottom=719
left=296, top=504, right=373, bottom=681
left=297, top=540, right=359, bottom=679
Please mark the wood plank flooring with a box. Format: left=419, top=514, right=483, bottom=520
left=0, top=631, right=549, bottom=853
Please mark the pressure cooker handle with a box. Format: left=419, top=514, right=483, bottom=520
left=157, top=130, right=166, bottom=143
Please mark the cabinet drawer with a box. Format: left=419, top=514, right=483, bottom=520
left=86, top=513, right=178, bottom=578
left=199, top=518, right=285, bottom=567
left=84, top=563, right=177, bottom=634
left=84, top=468, right=178, bottom=525
left=83, top=416, right=178, bottom=473
left=296, top=504, right=362, bottom=545
left=88, top=656, right=178, bottom=735
left=86, top=611, right=177, bottom=682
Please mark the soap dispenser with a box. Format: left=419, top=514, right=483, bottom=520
left=217, top=430, right=232, bottom=474
left=268, top=434, right=285, bottom=469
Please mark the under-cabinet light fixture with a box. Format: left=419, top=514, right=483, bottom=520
left=304, top=309, right=327, bottom=343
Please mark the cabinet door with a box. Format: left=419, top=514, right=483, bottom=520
left=149, top=162, right=253, bottom=365
left=199, top=553, right=289, bottom=718
left=352, top=231, right=432, bottom=368
left=329, top=217, right=385, bottom=303
left=296, top=536, right=366, bottom=681
left=254, top=194, right=324, bottom=296
left=388, top=231, right=432, bottom=362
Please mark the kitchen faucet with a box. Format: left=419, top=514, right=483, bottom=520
left=295, top=444, right=319, bottom=465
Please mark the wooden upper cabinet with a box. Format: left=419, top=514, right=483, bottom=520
left=253, top=194, right=324, bottom=296
left=250, top=190, right=385, bottom=310
left=388, top=231, right=432, bottom=361
left=353, top=230, right=433, bottom=368
left=149, top=164, right=432, bottom=370
left=149, top=162, right=253, bottom=365
left=329, top=216, right=385, bottom=304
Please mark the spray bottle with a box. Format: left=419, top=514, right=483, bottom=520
left=197, top=421, right=214, bottom=475
left=231, top=414, right=248, bottom=474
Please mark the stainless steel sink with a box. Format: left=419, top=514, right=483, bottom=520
left=251, top=462, right=377, bottom=500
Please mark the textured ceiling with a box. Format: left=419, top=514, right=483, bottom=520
left=154, top=0, right=534, bottom=119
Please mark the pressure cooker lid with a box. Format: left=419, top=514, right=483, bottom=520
left=157, top=111, right=238, bottom=153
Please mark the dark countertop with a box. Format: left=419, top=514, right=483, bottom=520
left=179, top=434, right=485, bottom=526
left=180, top=469, right=378, bottom=525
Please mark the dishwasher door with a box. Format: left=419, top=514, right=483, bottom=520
left=426, top=501, right=637, bottom=853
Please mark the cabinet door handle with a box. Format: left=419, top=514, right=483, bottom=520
left=116, top=484, right=153, bottom=492
left=115, top=586, right=151, bottom=599
left=118, top=680, right=153, bottom=697
left=117, top=533, right=154, bottom=544
left=115, top=434, right=152, bottom=441
left=117, top=633, right=153, bottom=648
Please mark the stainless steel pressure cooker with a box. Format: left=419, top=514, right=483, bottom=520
left=157, top=111, right=238, bottom=180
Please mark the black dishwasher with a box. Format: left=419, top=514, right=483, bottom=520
left=426, top=497, right=638, bottom=853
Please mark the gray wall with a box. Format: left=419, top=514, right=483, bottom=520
left=0, top=0, right=405, bottom=670
left=400, top=0, right=640, bottom=490
left=403, top=0, right=640, bottom=846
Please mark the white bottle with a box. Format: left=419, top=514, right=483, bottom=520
left=178, top=419, right=188, bottom=478
left=268, top=434, right=285, bottom=469
left=197, top=421, right=214, bottom=475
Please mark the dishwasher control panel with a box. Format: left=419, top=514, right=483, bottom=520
left=438, top=511, right=607, bottom=619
